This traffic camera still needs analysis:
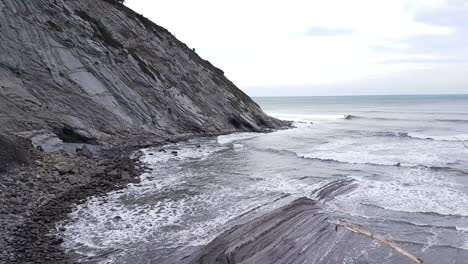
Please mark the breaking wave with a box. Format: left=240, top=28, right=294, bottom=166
left=345, top=114, right=468, bottom=124
left=267, top=112, right=348, bottom=122
left=355, top=131, right=468, bottom=142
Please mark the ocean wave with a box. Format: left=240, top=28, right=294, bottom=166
left=296, top=154, right=429, bottom=168
left=362, top=214, right=466, bottom=231
left=435, top=119, right=468, bottom=123
left=298, top=153, right=466, bottom=169
left=217, top=132, right=260, bottom=145
left=352, top=130, right=468, bottom=142
left=250, top=142, right=466, bottom=169
left=267, top=112, right=348, bottom=122
left=141, top=140, right=230, bottom=168
left=318, top=158, right=468, bottom=174
left=345, top=114, right=468, bottom=124
left=407, top=132, right=468, bottom=142
left=361, top=203, right=468, bottom=218
left=330, top=171, right=468, bottom=217
left=268, top=112, right=468, bottom=125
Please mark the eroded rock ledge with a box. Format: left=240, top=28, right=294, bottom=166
left=166, top=198, right=420, bottom=264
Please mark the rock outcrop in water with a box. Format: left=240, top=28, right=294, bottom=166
left=167, top=198, right=422, bottom=264
left=0, top=0, right=284, bottom=154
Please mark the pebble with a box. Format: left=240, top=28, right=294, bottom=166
left=1, top=146, right=144, bottom=263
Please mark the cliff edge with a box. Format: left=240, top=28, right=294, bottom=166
left=0, top=0, right=283, bottom=158
left=0, top=1, right=286, bottom=263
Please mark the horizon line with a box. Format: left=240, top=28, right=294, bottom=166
left=251, top=93, right=468, bottom=98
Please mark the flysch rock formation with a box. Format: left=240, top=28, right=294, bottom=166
left=160, top=198, right=407, bottom=264
left=0, top=0, right=287, bottom=263
left=165, top=197, right=466, bottom=264
left=0, top=0, right=284, bottom=161
left=157, top=180, right=467, bottom=264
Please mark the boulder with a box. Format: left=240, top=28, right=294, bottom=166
left=0, top=133, right=33, bottom=171
left=54, top=162, right=72, bottom=175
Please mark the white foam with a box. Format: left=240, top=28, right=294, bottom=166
left=456, top=226, right=468, bottom=231
left=142, top=142, right=228, bottom=166
left=298, top=137, right=467, bottom=167
left=408, top=132, right=468, bottom=142
left=217, top=132, right=259, bottom=145
left=59, top=132, right=329, bottom=263
left=267, top=112, right=347, bottom=122
left=59, top=140, right=237, bottom=261
left=59, top=176, right=301, bottom=263
left=330, top=168, right=468, bottom=217
left=58, top=124, right=468, bottom=261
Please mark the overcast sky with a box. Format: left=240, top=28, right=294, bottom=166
left=126, top=0, right=468, bottom=96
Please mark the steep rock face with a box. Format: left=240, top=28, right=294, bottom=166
left=0, top=0, right=283, bottom=148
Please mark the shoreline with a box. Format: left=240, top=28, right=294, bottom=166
left=2, top=144, right=144, bottom=264
left=0, top=0, right=291, bottom=262
left=1, top=128, right=289, bottom=264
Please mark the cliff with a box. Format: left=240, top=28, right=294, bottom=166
left=0, top=1, right=286, bottom=262
left=0, top=0, right=283, bottom=158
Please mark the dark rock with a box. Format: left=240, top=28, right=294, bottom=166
left=168, top=198, right=420, bottom=264
left=107, top=170, right=119, bottom=177
left=50, top=237, right=64, bottom=246
left=120, top=171, right=131, bottom=180
left=76, top=145, right=93, bottom=158
left=95, top=166, right=106, bottom=175
left=82, top=145, right=93, bottom=158
left=0, top=133, right=33, bottom=171
left=0, top=0, right=289, bottom=262
left=53, top=162, right=72, bottom=175
left=68, top=176, right=82, bottom=185
left=0, top=0, right=286, bottom=154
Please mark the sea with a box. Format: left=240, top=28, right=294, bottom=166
left=59, top=94, right=468, bottom=263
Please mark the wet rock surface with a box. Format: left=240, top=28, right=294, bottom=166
left=0, top=143, right=145, bottom=263
left=165, top=198, right=466, bottom=264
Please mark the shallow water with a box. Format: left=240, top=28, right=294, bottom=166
left=59, top=94, right=468, bottom=263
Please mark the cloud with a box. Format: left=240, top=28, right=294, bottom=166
left=245, top=65, right=468, bottom=96
left=125, top=0, right=468, bottom=95
left=382, top=58, right=468, bottom=64
left=377, top=1, right=468, bottom=66
left=408, top=2, right=468, bottom=55
left=306, top=27, right=354, bottom=37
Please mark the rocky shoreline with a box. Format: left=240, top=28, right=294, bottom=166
left=0, top=0, right=288, bottom=262
left=0, top=129, right=291, bottom=264
left=0, top=135, right=185, bottom=263
left=1, top=141, right=144, bottom=263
